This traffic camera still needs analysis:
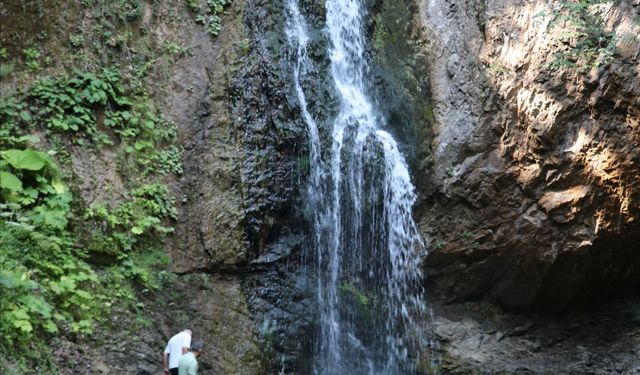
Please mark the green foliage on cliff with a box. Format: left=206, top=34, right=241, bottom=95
left=2, top=69, right=181, bottom=175
left=340, top=281, right=372, bottom=308
left=544, top=0, right=618, bottom=71
left=0, top=142, right=100, bottom=372
left=187, top=0, right=231, bottom=37
left=0, top=69, right=179, bottom=372
left=372, top=14, right=388, bottom=58
left=0, top=0, right=237, bottom=372
left=85, top=183, right=176, bottom=254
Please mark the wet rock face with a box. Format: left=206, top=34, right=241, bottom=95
left=234, top=1, right=326, bottom=372
left=367, top=0, right=434, bottom=170
left=166, top=0, right=333, bottom=371
left=171, top=0, right=308, bottom=272
left=168, top=0, right=249, bottom=271
left=242, top=236, right=316, bottom=373
left=232, top=0, right=307, bottom=258
left=416, top=0, right=640, bottom=311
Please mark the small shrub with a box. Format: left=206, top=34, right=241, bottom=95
left=545, top=0, right=618, bottom=71
left=187, top=0, right=230, bottom=38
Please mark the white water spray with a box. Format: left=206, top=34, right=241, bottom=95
left=286, top=1, right=427, bottom=373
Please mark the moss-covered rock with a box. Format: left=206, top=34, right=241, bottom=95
left=366, top=0, right=435, bottom=183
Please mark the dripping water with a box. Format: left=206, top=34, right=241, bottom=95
left=285, top=1, right=429, bottom=373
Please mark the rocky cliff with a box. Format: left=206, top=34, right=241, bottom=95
left=414, top=0, right=640, bottom=372
left=417, top=0, right=640, bottom=311
left=1, top=0, right=639, bottom=374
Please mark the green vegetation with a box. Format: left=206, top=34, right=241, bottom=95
left=446, top=165, right=455, bottom=177
left=164, top=41, right=190, bottom=57
left=0, top=69, right=180, bottom=372
left=0, top=147, right=94, bottom=338
left=2, top=69, right=181, bottom=174
left=544, top=0, right=618, bottom=71
left=372, top=14, right=388, bottom=57
left=187, top=0, right=231, bottom=38
left=260, top=318, right=276, bottom=347
left=23, top=47, right=46, bottom=72
left=0, top=45, right=14, bottom=78
left=0, top=0, right=237, bottom=371
left=340, top=281, right=372, bottom=307
left=85, top=183, right=176, bottom=254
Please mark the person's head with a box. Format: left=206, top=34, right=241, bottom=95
left=183, top=329, right=192, bottom=336
left=190, top=341, right=204, bottom=357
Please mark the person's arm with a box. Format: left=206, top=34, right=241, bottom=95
left=163, top=344, right=170, bottom=374
left=163, top=352, right=169, bottom=374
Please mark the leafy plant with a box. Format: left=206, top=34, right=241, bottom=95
left=486, top=62, right=508, bottom=76
left=69, top=34, right=85, bottom=48
left=187, top=0, right=230, bottom=38
left=0, top=67, right=181, bottom=370
left=23, top=69, right=128, bottom=135
left=372, top=14, right=388, bottom=56
left=207, top=15, right=223, bottom=36
left=185, top=0, right=200, bottom=12
left=115, top=0, right=143, bottom=21
left=164, top=42, right=189, bottom=57
left=84, top=183, right=176, bottom=255
left=340, top=281, right=372, bottom=307
left=0, top=143, right=100, bottom=351
left=0, top=0, right=190, bottom=369
left=0, top=63, right=15, bottom=78
left=544, top=0, right=618, bottom=71
left=260, top=318, right=276, bottom=346
left=23, top=47, right=42, bottom=71
left=1, top=69, right=180, bottom=176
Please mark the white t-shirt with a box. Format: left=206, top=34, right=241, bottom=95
left=164, top=331, right=192, bottom=369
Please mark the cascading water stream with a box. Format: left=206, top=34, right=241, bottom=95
left=286, top=1, right=427, bottom=373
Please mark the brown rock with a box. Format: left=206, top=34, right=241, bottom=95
left=538, top=185, right=590, bottom=222
left=418, top=0, right=640, bottom=311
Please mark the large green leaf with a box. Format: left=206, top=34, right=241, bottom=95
left=14, top=319, right=33, bottom=333
left=2, top=149, right=47, bottom=171
left=30, top=206, right=68, bottom=229
left=0, top=171, right=22, bottom=191
left=44, top=320, right=58, bottom=333
left=50, top=178, right=67, bottom=194
left=0, top=269, right=29, bottom=289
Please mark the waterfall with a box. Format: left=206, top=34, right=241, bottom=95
left=286, top=0, right=427, bottom=373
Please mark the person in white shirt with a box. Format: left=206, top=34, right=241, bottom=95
left=163, top=329, right=192, bottom=375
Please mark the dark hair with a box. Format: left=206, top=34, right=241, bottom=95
left=190, top=341, right=204, bottom=351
